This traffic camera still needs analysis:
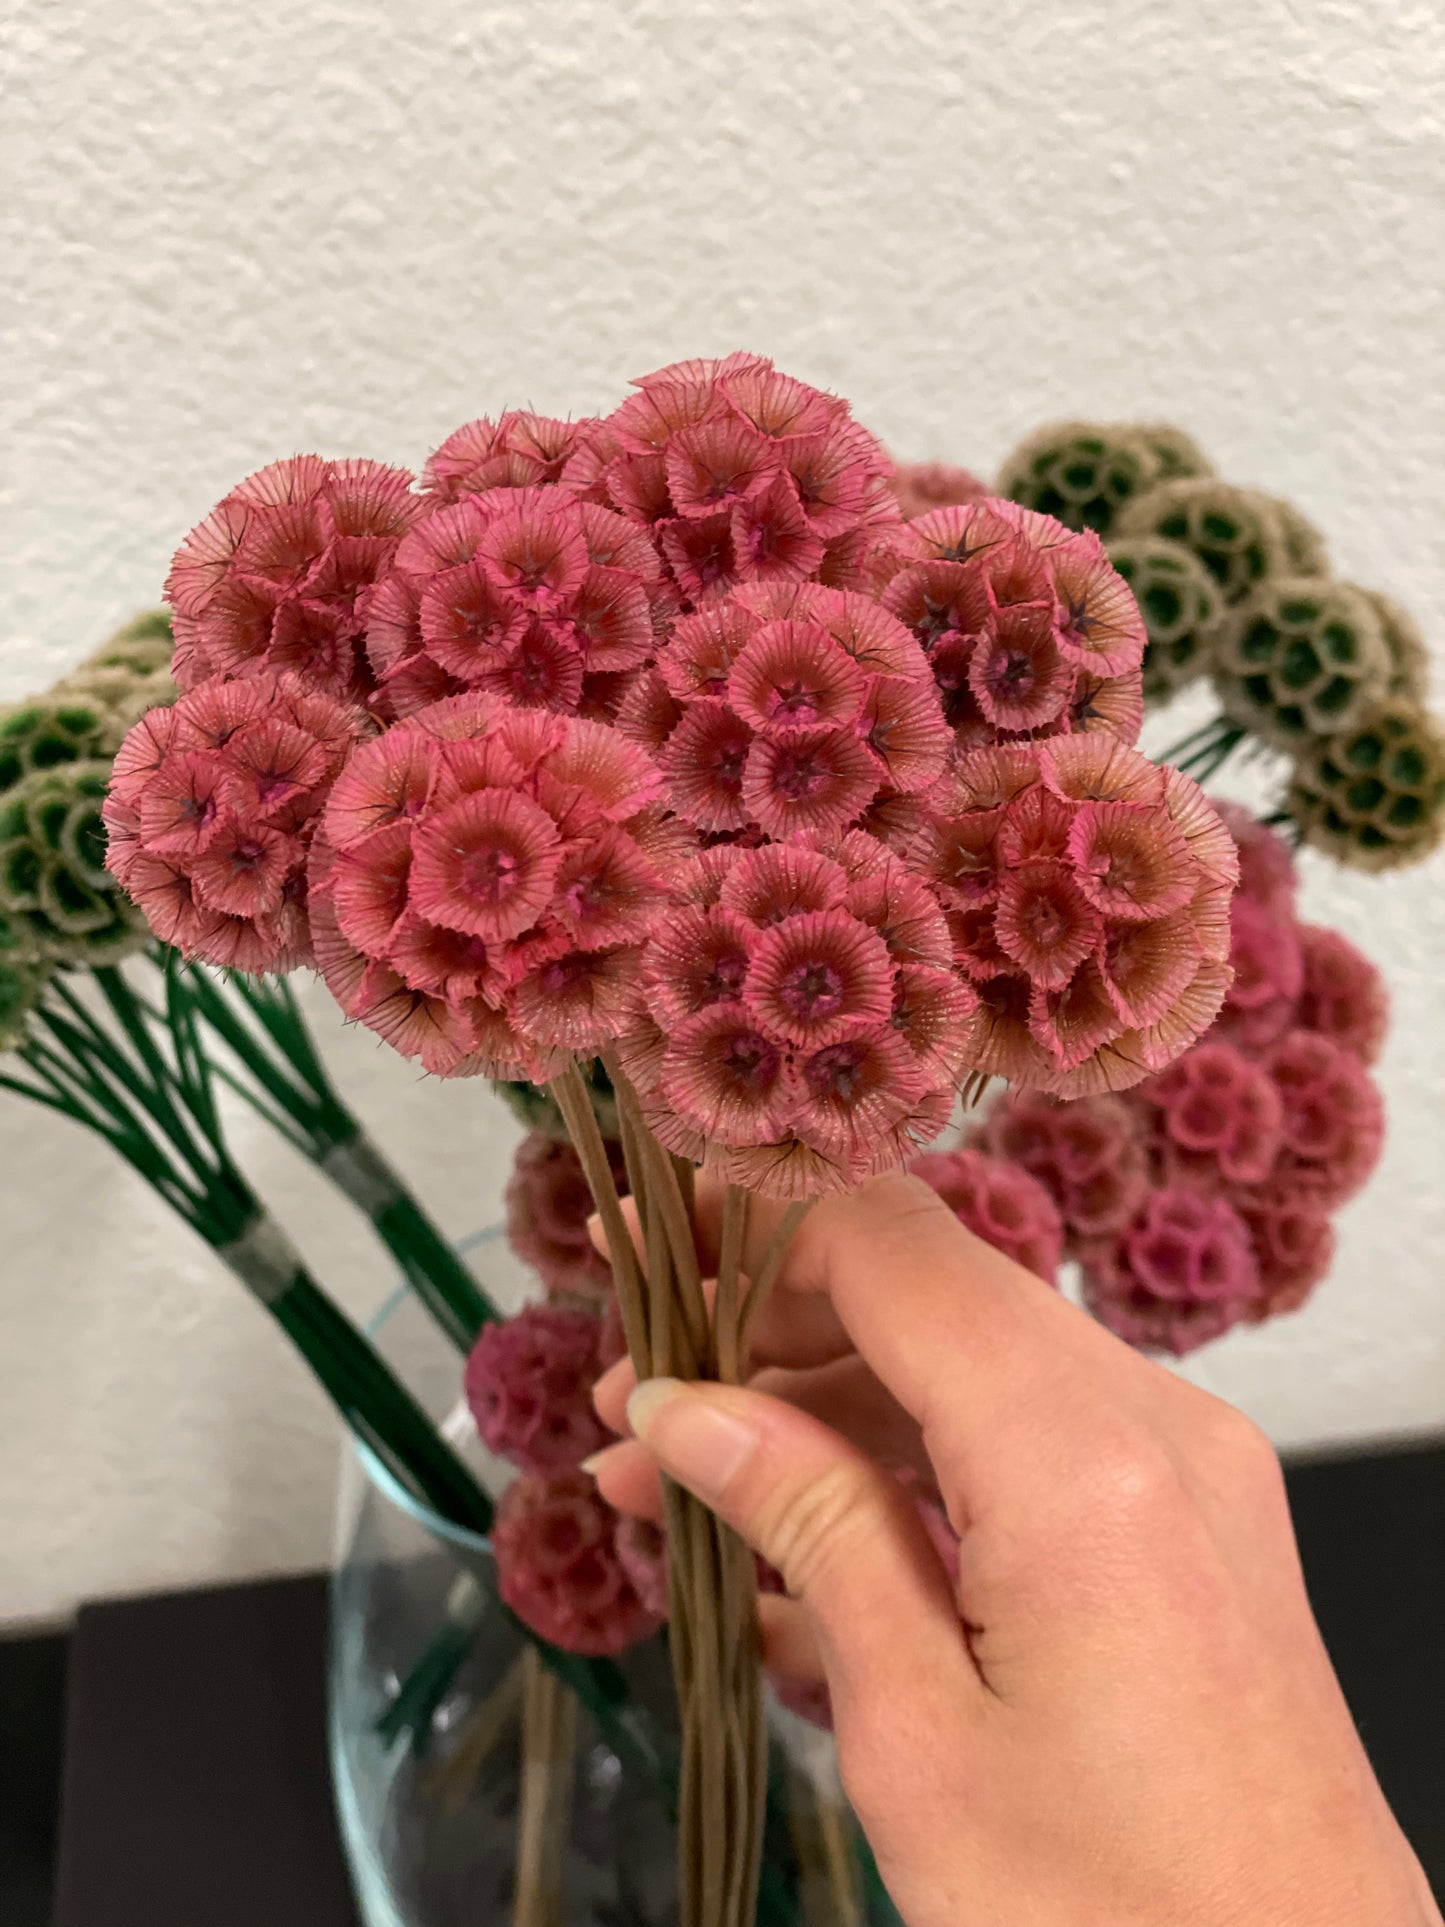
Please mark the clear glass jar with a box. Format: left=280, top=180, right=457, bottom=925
left=329, top=1239, right=897, bottom=1927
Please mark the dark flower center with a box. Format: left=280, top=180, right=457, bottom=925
left=780, top=960, right=844, bottom=1021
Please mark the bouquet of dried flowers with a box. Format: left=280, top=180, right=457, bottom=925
left=4, top=369, right=1421, bottom=1927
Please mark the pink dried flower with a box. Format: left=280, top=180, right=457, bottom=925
left=1082, top=1188, right=1260, bottom=1356
left=1136, top=1039, right=1284, bottom=1188
left=1213, top=895, right=1302, bottom=1056
left=910, top=1146, right=1064, bottom=1282
left=365, top=488, right=675, bottom=722
left=574, top=357, right=902, bottom=610
left=975, top=1089, right=1149, bottom=1243
left=625, top=834, right=971, bottom=1198
left=1295, top=924, right=1388, bottom=1066
left=1215, top=801, right=1298, bottom=917
left=505, top=1131, right=625, bottom=1297
left=1234, top=1189, right=1336, bottom=1319
left=421, top=412, right=598, bottom=501
left=880, top=498, right=1146, bottom=750
left=493, top=1472, right=664, bottom=1657
left=1260, top=1029, right=1384, bottom=1206
left=888, top=461, right=989, bottom=521
left=164, top=456, right=426, bottom=709
left=463, top=1303, right=610, bottom=1474
left=917, top=736, right=1237, bottom=1097
left=614, top=1514, right=670, bottom=1620
left=307, top=693, right=674, bottom=1079
left=104, top=671, right=363, bottom=971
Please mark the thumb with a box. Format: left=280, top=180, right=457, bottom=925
left=627, top=1377, right=984, bottom=1729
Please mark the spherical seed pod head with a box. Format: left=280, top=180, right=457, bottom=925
left=1213, top=578, right=1392, bottom=753
left=87, top=609, right=176, bottom=676
left=1287, top=696, right=1445, bottom=872
left=1357, top=589, right=1431, bottom=704
left=1107, top=537, right=1224, bottom=704
left=996, top=421, right=1165, bottom=538
left=887, top=461, right=989, bottom=521
left=0, top=952, right=51, bottom=1051
left=1115, top=479, right=1292, bottom=605
left=1128, top=423, right=1213, bottom=484
left=1250, top=493, right=1329, bottom=578
left=0, top=696, right=112, bottom=793
left=0, top=761, right=149, bottom=964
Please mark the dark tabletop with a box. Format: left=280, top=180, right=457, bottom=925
left=2, top=1441, right=1440, bottom=1927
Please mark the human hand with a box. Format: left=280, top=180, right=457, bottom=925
left=586, top=1173, right=1439, bottom=1927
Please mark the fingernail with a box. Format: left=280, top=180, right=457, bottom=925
left=579, top=1448, right=612, bottom=1477
left=626, top=1378, right=759, bottom=1502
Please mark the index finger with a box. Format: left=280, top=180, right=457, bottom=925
left=691, top=1170, right=1147, bottom=1525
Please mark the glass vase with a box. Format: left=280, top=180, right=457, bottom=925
left=329, top=1238, right=898, bottom=1927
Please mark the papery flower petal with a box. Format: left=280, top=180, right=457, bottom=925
left=857, top=676, right=950, bottom=793
left=409, top=789, right=563, bottom=940
left=1097, top=908, right=1203, bottom=1028
left=718, top=842, right=850, bottom=928
left=1068, top=800, right=1198, bottom=922
left=741, top=725, right=879, bottom=838
left=643, top=904, right=754, bottom=1025
left=508, top=944, right=643, bottom=1051
left=664, top=417, right=779, bottom=519
left=730, top=474, right=826, bottom=585
left=967, top=605, right=1072, bottom=731
left=744, top=910, right=894, bottom=1046
left=660, top=700, right=754, bottom=832
left=993, top=861, right=1103, bottom=988
left=1050, top=545, right=1147, bottom=675
left=728, top=621, right=866, bottom=733
left=660, top=1005, right=792, bottom=1142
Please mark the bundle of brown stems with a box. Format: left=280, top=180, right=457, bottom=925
left=549, top=1056, right=809, bottom=1927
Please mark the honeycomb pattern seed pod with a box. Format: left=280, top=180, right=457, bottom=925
left=0, top=696, right=113, bottom=793
left=87, top=609, right=175, bottom=677
left=1287, top=696, right=1445, bottom=872
left=0, top=761, right=149, bottom=963
left=1253, top=493, right=1330, bottom=578
left=1359, top=589, right=1431, bottom=704
left=1107, top=536, right=1224, bottom=703
left=1129, top=423, right=1213, bottom=483
left=996, top=421, right=1166, bottom=538
left=1212, top=578, right=1393, bottom=752
left=0, top=953, right=50, bottom=1051
left=1115, top=479, right=1294, bottom=604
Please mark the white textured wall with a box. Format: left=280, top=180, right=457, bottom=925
left=2, top=0, right=1442, bottom=1626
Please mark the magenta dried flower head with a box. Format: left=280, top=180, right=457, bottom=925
left=492, top=1472, right=664, bottom=1657
left=1234, top=1188, right=1336, bottom=1320
left=364, top=486, right=677, bottom=722
left=614, top=1514, right=670, bottom=1620
left=164, top=456, right=426, bottom=710
left=1213, top=894, right=1303, bottom=1056
left=888, top=461, right=990, bottom=522
left=421, top=412, right=600, bottom=501
left=628, top=581, right=949, bottom=840
left=918, top=734, right=1238, bottom=1097
left=909, top=1146, right=1064, bottom=1282
left=879, top=498, right=1147, bottom=747
left=1136, top=1039, right=1284, bottom=1188
left=975, top=1088, right=1149, bottom=1243
left=505, top=1131, right=624, bottom=1297
left=1082, top=1188, right=1260, bottom=1355
left=623, top=830, right=974, bottom=1199
left=104, top=670, right=365, bottom=972
left=1260, top=1029, right=1384, bottom=1207
left=463, top=1303, right=610, bottom=1475
left=1294, top=923, right=1389, bottom=1066
left=307, top=692, right=676, bottom=1079
left=1215, top=800, right=1298, bottom=918
left=571, top=356, right=903, bottom=609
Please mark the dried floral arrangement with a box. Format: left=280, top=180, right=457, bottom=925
left=1, top=376, right=1431, bottom=1927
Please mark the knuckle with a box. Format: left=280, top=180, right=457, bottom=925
left=1071, top=1431, right=1188, bottom=1533
left=750, top=1458, right=881, bottom=1601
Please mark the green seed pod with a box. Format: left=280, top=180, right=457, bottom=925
left=996, top=422, right=1168, bottom=538
left=1127, top=422, right=1213, bottom=483
left=1357, top=589, right=1430, bottom=704
left=1115, top=479, right=1293, bottom=604
left=88, top=608, right=175, bottom=676
left=1288, top=697, right=1445, bottom=872
left=1213, top=578, right=1392, bottom=752
left=0, top=697, right=113, bottom=794
left=492, top=1063, right=621, bottom=1143
left=1106, top=536, right=1224, bottom=704
left=0, top=954, right=50, bottom=1052
left=0, top=762, right=148, bottom=964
